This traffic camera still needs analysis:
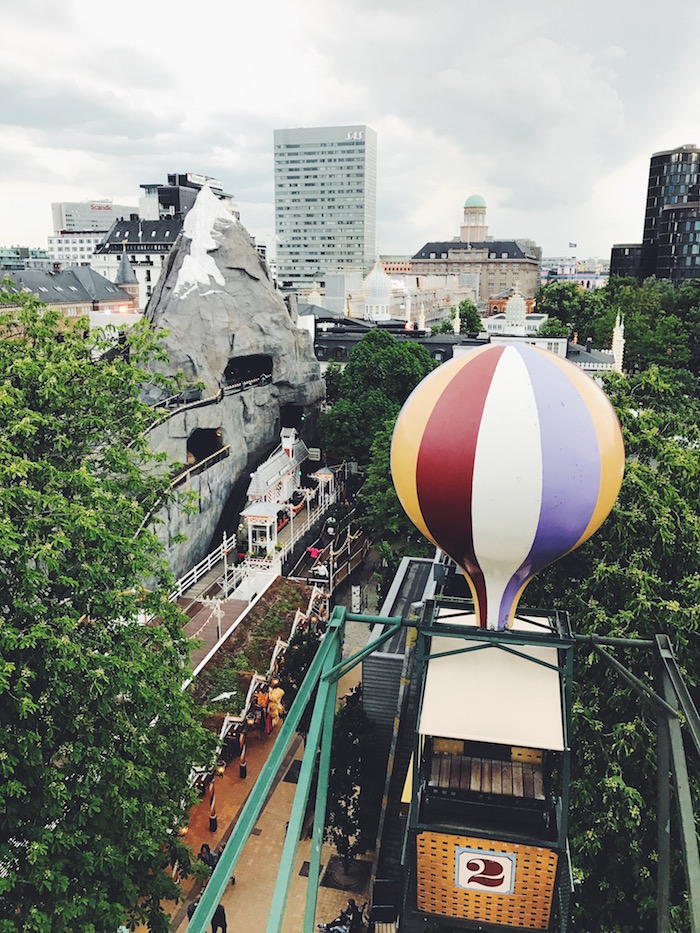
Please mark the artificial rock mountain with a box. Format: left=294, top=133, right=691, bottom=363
left=145, top=187, right=324, bottom=578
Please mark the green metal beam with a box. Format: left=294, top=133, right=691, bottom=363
left=186, top=612, right=343, bottom=933
left=421, top=618, right=572, bottom=651
left=656, top=693, right=671, bottom=933
left=425, top=639, right=564, bottom=673
left=424, top=641, right=494, bottom=661
left=591, top=642, right=678, bottom=720
left=559, top=642, right=573, bottom=850
left=656, top=635, right=700, bottom=757
left=322, top=618, right=402, bottom=684
left=266, top=619, right=342, bottom=933
left=346, top=612, right=402, bottom=625
left=303, top=645, right=339, bottom=933
left=658, top=664, right=700, bottom=932
left=574, top=633, right=655, bottom=649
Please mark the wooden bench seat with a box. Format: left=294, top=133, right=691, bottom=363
left=429, top=753, right=545, bottom=801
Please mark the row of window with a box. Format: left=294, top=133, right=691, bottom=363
left=36, top=284, right=80, bottom=293
left=112, top=230, right=172, bottom=240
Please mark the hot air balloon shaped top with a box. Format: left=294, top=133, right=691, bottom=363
left=391, top=344, right=624, bottom=630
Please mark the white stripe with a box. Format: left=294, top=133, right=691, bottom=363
left=471, top=347, right=543, bottom=629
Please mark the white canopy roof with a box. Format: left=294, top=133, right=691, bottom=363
left=418, top=611, right=565, bottom=751
left=240, top=502, right=280, bottom=521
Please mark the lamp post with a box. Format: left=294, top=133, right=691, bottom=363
left=209, top=779, right=217, bottom=833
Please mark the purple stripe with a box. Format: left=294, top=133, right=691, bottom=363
left=499, top=348, right=601, bottom=625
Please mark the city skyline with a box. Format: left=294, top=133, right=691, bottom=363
left=2, top=1, right=700, bottom=260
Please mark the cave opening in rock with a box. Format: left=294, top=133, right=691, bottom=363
left=187, top=428, right=224, bottom=464
left=223, top=354, right=273, bottom=385
left=280, top=404, right=305, bottom=429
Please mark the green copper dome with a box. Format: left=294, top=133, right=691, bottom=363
left=464, top=194, right=486, bottom=208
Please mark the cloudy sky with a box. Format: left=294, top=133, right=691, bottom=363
left=2, top=0, right=700, bottom=260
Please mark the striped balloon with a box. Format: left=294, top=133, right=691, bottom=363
left=391, top=344, right=624, bottom=630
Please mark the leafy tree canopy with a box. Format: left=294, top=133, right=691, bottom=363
left=458, top=299, right=483, bottom=334
left=430, top=318, right=455, bottom=335
left=537, top=276, right=700, bottom=374
left=0, top=296, right=215, bottom=932
left=537, top=316, right=569, bottom=337
left=526, top=365, right=700, bottom=931
left=325, top=700, right=382, bottom=863
left=319, top=330, right=436, bottom=463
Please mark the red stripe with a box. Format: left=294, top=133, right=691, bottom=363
left=415, top=347, right=504, bottom=624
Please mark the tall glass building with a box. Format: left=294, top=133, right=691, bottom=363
left=611, top=143, right=700, bottom=284
left=274, top=125, right=377, bottom=292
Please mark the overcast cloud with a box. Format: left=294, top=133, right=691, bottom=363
left=2, top=0, right=700, bottom=259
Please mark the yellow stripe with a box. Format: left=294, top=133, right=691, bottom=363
left=533, top=349, right=625, bottom=549
left=391, top=347, right=491, bottom=543
left=506, top=578, right=531, bottom=629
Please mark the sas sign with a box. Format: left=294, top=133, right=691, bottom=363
left=454, top=849, right=516, bottom=895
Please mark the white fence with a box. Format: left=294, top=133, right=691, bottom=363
left=169, top=470, right=346, bottom=604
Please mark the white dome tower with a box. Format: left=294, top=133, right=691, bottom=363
left=363, top=259, right=392, bottom=322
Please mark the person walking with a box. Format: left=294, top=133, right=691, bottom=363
left=212, top=901, right=227, bottom=932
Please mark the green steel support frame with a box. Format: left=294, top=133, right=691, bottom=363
left=185, top=601, right=700, bottom=933
left=187, top=609, right=345, bottom=933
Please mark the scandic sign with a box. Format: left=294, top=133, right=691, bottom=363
left=90, top=204, right=114, bottom=211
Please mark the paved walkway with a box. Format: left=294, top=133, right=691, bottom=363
left=138, top=543, right=377, bottom=931
left=180, top=597, right=249, bottom=669
left=142, top=716, right=371, bottom=932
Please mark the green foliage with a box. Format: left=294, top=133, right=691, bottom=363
left=319, top=330, right=437, bottom=463
left=0, top=296, right=215, bottom=931
left=537, top=316, right=569, bottom=337
left=536, top=280, right=599, bottom=336
left=526, top=365, right=700, bottom=931
left=358, top=419, right=434, bottom=597
left=323, top=360, right=344, bottom=406
left=325, top=700, right=381, bottom=862
left=207, top=655, right=249, bottom=714
left=458, top=298, right=482, bottom=334
left=278, top=626, right=323, bottom=738
left=537, top=276, right=700, bottom=374
left=430, top=318, right=455, bottom=335
left=359, top=420, right=408, bottom=541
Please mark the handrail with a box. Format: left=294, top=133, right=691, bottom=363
left=171, top=445, right=230, bottom=490
left=147, top=373, right=272, bottom=432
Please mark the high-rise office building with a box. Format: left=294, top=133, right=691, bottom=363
left=49, top=199, right=137, bottom=267
left=611, top=143, right=700, bottom=284
left=274, top=125, right=377, bottom=292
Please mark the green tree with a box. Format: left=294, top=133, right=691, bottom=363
left=323, top=359, right=344, bottom=406
left=325, top=701, right=381, bottom=864
left=359, top=420, right=410, bottom=543
left=537, top=316, right=569, bottom=337
left=526, top=366, right=700, bottom=932
left=0, top=297, right=215, bottom=932
left=430, top=318, right=455, bottom=335
left=319, top=331, right=436, bottom=463
left=537, top=281, right=604, bottom=342
left=278, top=625, right=323, bottom=738
left=458, top=299, right=483, bottom=334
